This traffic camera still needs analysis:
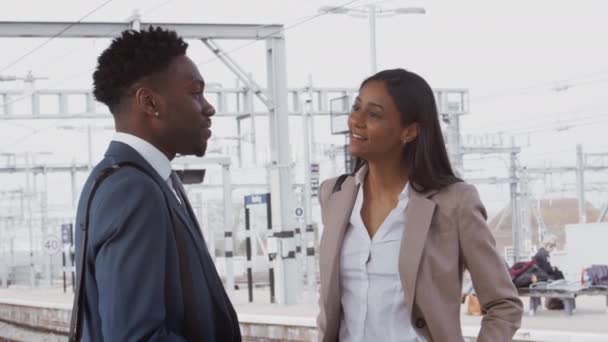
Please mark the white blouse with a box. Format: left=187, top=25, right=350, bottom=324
left=339, top=166, right=425, bottom=342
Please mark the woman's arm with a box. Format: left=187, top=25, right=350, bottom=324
left=457, top=184, right=523, bottom=342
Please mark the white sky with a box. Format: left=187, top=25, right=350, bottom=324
left=1, top=0, right=607, bottom=217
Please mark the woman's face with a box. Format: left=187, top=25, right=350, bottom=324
left=348, top=80, right=412, bottom=162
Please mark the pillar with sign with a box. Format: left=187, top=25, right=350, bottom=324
left=244, top=193, right=276, bottom=303
left=61, top=223, right=75, bottom=293
left=293, top=207, right=304, bottom=288
left=310, top=163, right=320, bottom=197
left=306, top=163, right=320, bottom=294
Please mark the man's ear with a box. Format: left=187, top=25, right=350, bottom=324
left=134, top=87, right=161, bottom=118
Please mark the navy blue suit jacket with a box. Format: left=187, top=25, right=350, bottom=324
left=74, top=141, right=240, bottom=341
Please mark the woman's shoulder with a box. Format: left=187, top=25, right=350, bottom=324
left=434, top=181, right=482, bottom=206
left=425, top=181, right=487, bottom=224
left=440, top=180, right=477, bottom=194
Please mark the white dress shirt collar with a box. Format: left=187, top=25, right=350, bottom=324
left=112, top=132, right=172, bottom=182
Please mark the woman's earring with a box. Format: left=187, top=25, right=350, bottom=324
left=154, top=111, right=160, bottom=117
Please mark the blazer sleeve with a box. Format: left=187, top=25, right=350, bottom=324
left=456, top=184, right=523, bottom=342
left=90, top=170, right=188, bottom=342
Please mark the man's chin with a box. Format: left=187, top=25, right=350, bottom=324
left=176, top=144, right=206, bottom=158
left=194, top=145, right=207, bottom=157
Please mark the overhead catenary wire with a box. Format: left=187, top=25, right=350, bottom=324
left=0, top=0, right=363, bottom=108
left=198, top=0, right=363, bottom=66
left=0, top=0, right=115, bottom=74
left=470, top=69, right=608, bottom=103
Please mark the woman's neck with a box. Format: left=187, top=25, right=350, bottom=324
left=365, top=157, right=409, bottom=197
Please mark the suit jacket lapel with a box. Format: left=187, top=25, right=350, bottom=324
left=168, top=195, right=202, bottom=246
left=164, top=193, right=215, bottom=283
left=399, top=188, right=437, bottom=320
left=323, top=176, right=359, bottom=334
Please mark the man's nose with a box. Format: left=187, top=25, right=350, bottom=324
left=204, top=102, right=216, bottom=117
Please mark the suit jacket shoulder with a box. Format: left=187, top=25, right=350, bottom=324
left=78, top=162, right=171, bottom=253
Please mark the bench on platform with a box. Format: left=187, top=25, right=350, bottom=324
left=518, top=282, right=608, bottom=316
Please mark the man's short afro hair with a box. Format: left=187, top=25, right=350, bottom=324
left=93, top=26, right=188, bottom=110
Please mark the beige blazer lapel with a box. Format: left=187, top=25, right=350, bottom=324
left=321, top=176, right=359, bottom=335
left=398, top=189, right=437, bottom=320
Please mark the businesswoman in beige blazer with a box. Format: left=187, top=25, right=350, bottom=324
left=317, top=69, right=523, bottom=342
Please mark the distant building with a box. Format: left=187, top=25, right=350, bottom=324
left=488, top=198, right=601, bottom=259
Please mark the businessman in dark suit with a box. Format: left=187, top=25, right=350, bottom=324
left=74, top=26, right=240, bottom=341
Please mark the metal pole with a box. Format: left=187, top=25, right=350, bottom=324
left=246, top=73, right=257, bottom=166
left=42, top=168, right=52, bottom=286
left=447, top=113, right=463, bottom=177
left=302, top=78, right=317, bottom=295
left=87, top=124, right=93, bottom=170
left=85, top=93, right=96, bottom=113
left=308, top=82, right=318, bottom=162
left=576, top=144, right=587, bottom=223
left=520, top=167, right=531, bottom=256
left=1, top=219, right=7, bottom=288
left=237, top=116, right=243, bottom=168
left=19, top=189, right=24, bottom=219
left=235, top=78, right=241, bottom=112
left=62, top=250, right=67, bottom=293
left=368, top=5, right=377, bottom=74
left=197, top=193, right=214, bottom=262
left=70, top=165, right=77, bottom=209
left=221, top=163, right=235, bottom=298
left=2, top=93, right=11, bottom=115
left=59, top=93, right=68, bottom=115
left=266, top=193, right=276, bottom=304
left=244, top=206, right=253, bottom=302
left=266, top=36, right=297, bottom=305
left=302, top=92, right=313, bottom=232
left=202, top=39, right=272, bottom=108
left=27, top=76, right=40, bottom=116
left=236, top=78, right=243, bottom=167
left=26, top=153, right=35, bottom=287
left=509, top=144, right=520, bottom=264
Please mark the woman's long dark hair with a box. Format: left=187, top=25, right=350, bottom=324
left=352, top=68, right=461, bottom=193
